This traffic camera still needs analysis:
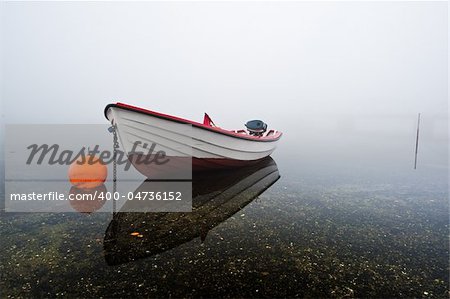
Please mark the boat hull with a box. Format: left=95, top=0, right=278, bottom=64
left=105, top=104, right=281, bottom=175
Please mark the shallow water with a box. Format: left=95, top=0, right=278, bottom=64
left=0, top=129, right=448, bottom=298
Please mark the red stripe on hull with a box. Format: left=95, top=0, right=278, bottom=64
left=128, top=154, right=265, bottom=178
left=191, top=157, right=264, bottom=171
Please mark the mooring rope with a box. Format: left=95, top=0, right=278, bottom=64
left=110, top=124, right=119, bottom=215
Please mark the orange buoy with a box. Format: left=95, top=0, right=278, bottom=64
left=69, top=184, right=107, bottom=213
left=68, top=154, right=108, bottom=189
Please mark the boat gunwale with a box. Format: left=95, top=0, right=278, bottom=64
left=104, top=102, right=282, bottom=143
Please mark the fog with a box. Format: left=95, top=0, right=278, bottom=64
left=1, top=1, right=448, bottom=172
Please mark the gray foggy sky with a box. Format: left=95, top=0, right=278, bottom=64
left=1, top=1, right=448, bottom=130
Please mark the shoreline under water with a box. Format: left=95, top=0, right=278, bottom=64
left=0, top=156, right=448, bottom=298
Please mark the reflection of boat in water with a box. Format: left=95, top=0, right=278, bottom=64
left=103, top=157, right=280, bottom=266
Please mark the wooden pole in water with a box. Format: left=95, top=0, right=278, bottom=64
left=414, top=113, right=421, bottom=170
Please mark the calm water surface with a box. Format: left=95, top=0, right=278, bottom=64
left=0, top=131, right=448, bottom=298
